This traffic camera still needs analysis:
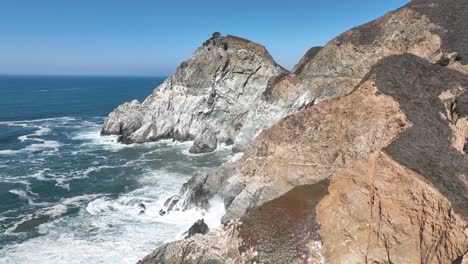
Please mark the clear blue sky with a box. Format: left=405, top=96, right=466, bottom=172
left=0, top=0, right=409, bottom=76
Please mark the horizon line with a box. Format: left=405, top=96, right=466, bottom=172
left=0, top=73, right=169, bottom=78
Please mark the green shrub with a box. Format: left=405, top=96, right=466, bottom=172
left=212, top=32, right=221, bottom=39
left=437, top=55, right=450, bottom=67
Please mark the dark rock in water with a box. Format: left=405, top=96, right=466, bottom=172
left=163, top=195, right=179, bottom=211
left=163, top=171, right=220, bottom=213
left=159, top=209, right=166, bottom=216
left=184, top=219, right=209, bottom=238
left=189, top=127, right=217, bottom=153
left=13, top=216, right=49, bottom=233
left=224, top=138, right=234, bottom=145
left=138, top=203, right=146, bottom=215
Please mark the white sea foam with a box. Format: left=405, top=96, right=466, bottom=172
left=42, top=194, right=102, bottom=218
left=0, top=116, right=232, bottom=263
left=16, top=126, right=51, bottom=142
left=8, top=189, right=37, bottom=206
left=0, top=139, right=61, bottom=155
left=42, top=204, right=68, bottom=218
left=72, top=130, right=128, bottom=151
left=0, top=116, right=76, bottom=126
left=17, top=135, right=28, bottom=142
left=0, top=167, right=225, bottom=264
left=8, top=189, right=29, bottom=200
left=0, top=149, right=18, bottom=155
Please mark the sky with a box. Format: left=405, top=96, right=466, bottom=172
left=0, top=0, right=410, bottom=77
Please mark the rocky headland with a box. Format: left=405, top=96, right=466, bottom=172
left=103, top=0, right=468, bottom=263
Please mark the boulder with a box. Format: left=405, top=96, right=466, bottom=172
left=189, top=127, right=217, bottom=153
left=184, top=219, right=209, bottom=239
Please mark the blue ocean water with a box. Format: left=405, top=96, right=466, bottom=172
left=0, top=76, right=230, bottom=263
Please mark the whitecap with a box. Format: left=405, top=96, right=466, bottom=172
left=17, top=135, right=29, bottom=142
left=0, top=116, right=76, bottom=126
left=8, top=189, right=29, bottom=200
left=42, top=194, right=102, bottom=218
left=16, top=126, right=52, bottom=142
left=42, top=204, right=67, bottom=218
left=0, top=149, right=18, bottom=155
left=0, top=140, right=61, bottom=155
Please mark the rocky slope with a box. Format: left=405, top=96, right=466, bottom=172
left=145, top=53, right=468, bottom=264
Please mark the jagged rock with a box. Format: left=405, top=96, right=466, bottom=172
left=184, top=219, right=209, bottom=238
left=189, top=126, right=217, bottom=153
left=138, top=220, right=249, bottom=264
left=163, top=195, right=179, bottom=211
left=101, top=100, right=145, bottom=139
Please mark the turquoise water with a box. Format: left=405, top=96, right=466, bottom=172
left=0, top=76, right=230, bottom=263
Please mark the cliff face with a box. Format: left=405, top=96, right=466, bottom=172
left=112, top=0, right=468, bottom=263
left=101, top=35, right=304, bottom=152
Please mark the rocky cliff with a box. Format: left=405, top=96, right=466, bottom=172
left=102, top=0, right=468, bottom=263
left=101, top=35, right=307, bottom=152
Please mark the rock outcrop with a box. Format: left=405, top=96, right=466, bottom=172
left=189, top=126, right=217, bottom=154
left=184, top=219, right=209, bottom=239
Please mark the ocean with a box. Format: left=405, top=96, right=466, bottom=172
left=0, top=75, right=231, bottom=263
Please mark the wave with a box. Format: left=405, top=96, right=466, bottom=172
left=0, top=115, right=233, bottom=263
left=0, top=119, right=61, bottom=155
left=0, top=178, right=225, bottom=264
left=0, top=116, right=76, bottom=125
left=42, top=194, right=102, bottom=218
left=0, top=140, right=61, bottom=155
left=17, top=126, right=51, bottom=142
left=37, top=88, right=80, bottom=92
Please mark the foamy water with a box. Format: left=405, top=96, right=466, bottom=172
left=0, top=116, right=232, bottom=263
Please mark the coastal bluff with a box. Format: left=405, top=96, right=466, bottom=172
left=102, top=0, right=468, bottom=263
